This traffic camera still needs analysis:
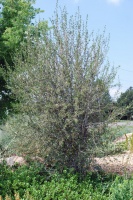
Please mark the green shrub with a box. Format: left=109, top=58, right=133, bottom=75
left=109, top=176, right=133, bottom=200
left=1, top=163, right=133, bottom=200
left=0, top=162, right=47, bottom=198
left=0, top=166, right=109, bottom=200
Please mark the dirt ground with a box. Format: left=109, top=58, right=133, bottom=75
left=94, top=133, right=133, bottom=175
left=94, top=151, right=133, bottom=175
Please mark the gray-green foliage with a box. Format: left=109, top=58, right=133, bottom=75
left=5, top=6, right=118, bottom=173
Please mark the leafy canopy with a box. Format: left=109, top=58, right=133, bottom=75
left=0, top=0, right=43, bottom=63
left=0, top=0, right=47, bottom=122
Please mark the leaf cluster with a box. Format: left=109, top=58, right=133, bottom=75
left=0, top=0, right=48, bottom=122
left=0, top=0, right=42, bottom=50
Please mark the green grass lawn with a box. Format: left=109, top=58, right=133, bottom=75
left=109, top=120, right=133, bottom=139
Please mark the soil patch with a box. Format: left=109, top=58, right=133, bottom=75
left=93, top=133, right=133, bottom=175
left=94, top=151, right=133, bottom=175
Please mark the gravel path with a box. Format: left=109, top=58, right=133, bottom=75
left=109, top=121, right=133, bottom=127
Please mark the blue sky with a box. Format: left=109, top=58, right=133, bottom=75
left=34, top=0, right=133, bottom=97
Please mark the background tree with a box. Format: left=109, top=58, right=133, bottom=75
left=4, top=7, right=118, bottom=174
left=0, top=0, right=47, bottom=122
left=117, top=87, right=133, bottom=120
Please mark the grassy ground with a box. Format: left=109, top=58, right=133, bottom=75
left=109, top=121, right=133, bottom=139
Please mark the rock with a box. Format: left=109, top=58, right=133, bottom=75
left=0, top=156, right=26, bottom=167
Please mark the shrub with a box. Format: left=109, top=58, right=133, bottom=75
left=109, top=176, right=133, bottom=200
left=1, top=163, right=133, bottom=200
left=0, top=162, right=47, bottom=198
left=0, top=164, right=109, bottom=200
left=4, top=5, right=119, bottom=174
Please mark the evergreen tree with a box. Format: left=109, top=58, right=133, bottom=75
left=117, top=87, right=133, bottom=119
